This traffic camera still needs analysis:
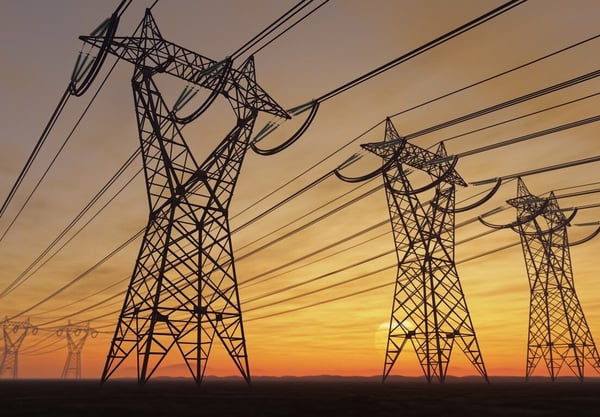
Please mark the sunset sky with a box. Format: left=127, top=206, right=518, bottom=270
left=1, top=0, right=599, bottom=380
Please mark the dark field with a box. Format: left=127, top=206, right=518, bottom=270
left=1, top=377, right=599, bottom=416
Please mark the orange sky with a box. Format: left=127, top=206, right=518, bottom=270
left=1, top=0, right=599, bottom=380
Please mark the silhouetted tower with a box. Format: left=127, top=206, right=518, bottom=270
left=57, top=321, right=98, bottom=379
left=484, top=178, right=600, bottom=381
left=76, top=10, right=287, bottom=384
left=340, top=118, right=488, bottom=383
left=0, top=317, right=37, bottom=379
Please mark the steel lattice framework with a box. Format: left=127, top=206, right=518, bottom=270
left=78, top=10, right=287, bottom=384
left=364, top=119, right=487, bottom=383
left=0, top=317, right=37, bottom=379
left=507, top=178, right=600, bottom=381
left=58, top=321, right=98, bottom=379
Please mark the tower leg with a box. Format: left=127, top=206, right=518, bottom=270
left=383, top=181, right=487, bottom=382
left=0, top=319, right=34, bottom=379
left=102, top=71, right=252, bottom=384
left=506, top=179, right=600, bottom=381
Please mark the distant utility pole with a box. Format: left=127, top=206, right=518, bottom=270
left=0, top=317, right=37, bottom=379
left=74, top=8, right=287, bottom=384
left=482, top=178, right=600, bottom=381
left=338, top=118, right=488, bottom=383
left=57, top=321, right=98, bottom=379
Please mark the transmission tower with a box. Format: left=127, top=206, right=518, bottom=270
left=482, top=178, right=600, bottom=381
left=0, top=317, right=38, bottom=379
left=57, top=321, right=98, bottom=379
left=351, top=118, right=488, bottom=383
left=75, top=10, right=287, bottom=384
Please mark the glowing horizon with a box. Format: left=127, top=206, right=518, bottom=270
left=1, top=0, right=599, bottom=381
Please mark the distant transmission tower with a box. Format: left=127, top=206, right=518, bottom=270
left=481, top=178, right=600, bottom=381
left=76, top=10, right=287, bottom=384
left=338, top=118, right=488, bottom=383
left=57, top=321, right=98, bottom=379
left=0, top=317, right=37, bottom=379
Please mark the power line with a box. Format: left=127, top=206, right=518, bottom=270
left=244, top=228, right=499, bottom=312
left=8, top=148, right=599, bottom=322
left=234, top=121, right=383, bottom=221
left=31, top=185, right=386, bottom=324
left=316, top=0, right=526, bottom=103
left=247, top=32, right=600, bottom=211
left=0, top=88, right=71, bottom=221
left=239, top=189, right=525, bottom=307
left=458, top=118, right=600, bottom=159
left=388, top=32, right=600, bottom=120
left=16, top=84, right=593, bottom=301
left=32, top=192, right=599, bottom=333
left=252, top=0, right=526, bottom=155
left=233, top=171, right=334, bottom=233
left=497, top=155, right=600, bottom=182
left=0, top=72, right=127, bottom=243
left=6, top=230, right=143, bottom=321
left=33, top=182, right=382, bottom=321
left=232, top=0, right=331, bottom=60
left=11, top=8, right=595, bottom=300
left=406, top=69, right=600, bottom=142
left=6, top=5, right=592, bottom=261
left=0, top=0, right=143, bottom=240
left=243, top=222, right=389, bottom=290
left=0, top=165, right=142, bottom=299
left=5, top=0, right=600, bottom=332
left=22, top=344, right=65, bottom=357
left=231, top=0, right=312, bottom=59
left=29, top=181, right=599, bottom=330
left=251, top=1, right=330, bottom=57
left=237, top=179, right=383, bottom=261
left=442, top=91, right=600, bottom=146
left=1, top=0, right=335, bottom=299
left=236, top=176, right=379, bottom=254
left=20, top=333, right=62, bottom=356
left=240, top=182, right=510, bottom=289
left=238, top=98, right=600, bottom=257
left=244, top=241, right=520, bottom=322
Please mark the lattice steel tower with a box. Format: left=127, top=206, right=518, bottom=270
left=483, top=178, right=600, bottom=381
left=77, top=9, right=287, bottom=384
left=0, top=317, right=37, bottom=379
left=348, top=118, right=488, bottom=383
left=58, top=321, right=98, bottom=379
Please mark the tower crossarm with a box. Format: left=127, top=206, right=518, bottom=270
left=79, top=12, right=288, bottom=119
left=362, top=138, right=467, bottom=187
left=507, top=181, right=571, bottom=229
left=507, top=194, right=547, bottom=213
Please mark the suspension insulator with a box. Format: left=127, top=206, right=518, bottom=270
left=251, top=100, right=320, bottom=155
left=172, top=58, right=233, bottom=124
left=69, top=13, right=119, bottom=97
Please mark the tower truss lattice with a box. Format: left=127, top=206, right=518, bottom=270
left=361, top=118, right=488, bottom=383
left=0, top=317, right=37, bottom=379
left=58, top=321, right=98, bottom=379
left=487, top=178, right=600, bottom=381
left=77, top=9, right=287, bottom=384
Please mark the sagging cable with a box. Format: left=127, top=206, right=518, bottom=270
left=251, top=100, right=320, bottom=155
left=172, top=58, right=233, bottom=124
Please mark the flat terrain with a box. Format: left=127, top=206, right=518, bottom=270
left=1, top=377, right=599, bottom=416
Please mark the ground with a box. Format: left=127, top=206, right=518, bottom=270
left=1, top=377, right=599, bottom=416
